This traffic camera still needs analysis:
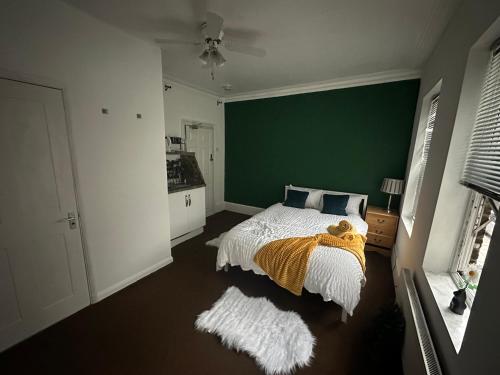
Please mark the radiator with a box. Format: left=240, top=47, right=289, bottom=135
left=401, top=268, right=442, bottom=375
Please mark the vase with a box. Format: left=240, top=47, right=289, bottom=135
left=449, top=288, right=467, bottom=315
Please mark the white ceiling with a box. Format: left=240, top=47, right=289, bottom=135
left=63, top=0, right=458, bottom=96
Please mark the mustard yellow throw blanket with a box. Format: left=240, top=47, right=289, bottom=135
left=253, top=220, right=367, bottom=296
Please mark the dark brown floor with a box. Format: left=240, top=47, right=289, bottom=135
left=0, top=211, right=396, bottom=375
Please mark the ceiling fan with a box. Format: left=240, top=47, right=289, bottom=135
left=156, top=11, right=266, bottom=80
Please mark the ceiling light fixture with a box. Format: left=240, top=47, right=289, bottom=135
left=198, top=50, right=210, bottom=65
left=199, top=45, right=226, bottom=80
left=211, top=49, right=226, bottom=67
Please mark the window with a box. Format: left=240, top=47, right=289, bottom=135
left=421, top=33, right=500, bottom=354
left=408, top=95, right=440, bottom=222
left=450, top=192, right=497, bottom=303
left=452, top=38, right=500, bottom=304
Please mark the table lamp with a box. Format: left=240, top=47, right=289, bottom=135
left=380, top=178, right=404, bottom=212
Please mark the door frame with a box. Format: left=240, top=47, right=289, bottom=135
left=0, top=69, right=95, bottom=302
left=182, top=119, right=216, bottom=215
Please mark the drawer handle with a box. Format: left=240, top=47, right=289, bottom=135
left=376, top=218, right=385, bottom=224
left=375, top=229, right=383, bottom=234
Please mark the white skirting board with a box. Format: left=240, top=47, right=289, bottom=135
left=224, top=202, right=264, bottom=216
left=93, top=256, right=173, bottom=302
left=212, top=202, right=227, bottom=215
left=171, top=227, right=204, bottom=247
left=206, top=204, right=225, bottom=217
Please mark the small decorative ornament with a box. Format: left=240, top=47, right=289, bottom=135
left=449, top=289, right=467, bottom=315
left=449, top=264, right=479, bottom=315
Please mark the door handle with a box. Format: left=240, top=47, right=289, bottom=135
left=210, top=154, right=214, bottom=161
left=185, top=195, right=188, bottom=207
left=58, top=212, right=77, bottom=229
left=188, top=194, right=192, bottom=206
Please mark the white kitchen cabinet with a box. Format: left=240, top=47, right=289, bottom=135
left=187, top=187, right=206, bottom=231
left=168, top=190, right=189, bottom=239
left=168, top=186, right=206, bottom=241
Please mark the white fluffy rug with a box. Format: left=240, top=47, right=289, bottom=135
left=205, top=232, right=226, bottom=247
left=195, top=286, right=315, bottom=374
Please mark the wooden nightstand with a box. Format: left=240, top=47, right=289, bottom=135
left=365, top=205, right=399, bottom=255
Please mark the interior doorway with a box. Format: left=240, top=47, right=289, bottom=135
left=0, top=78, right=90, bottom=351
left=184, top=122, right=215, bottom=216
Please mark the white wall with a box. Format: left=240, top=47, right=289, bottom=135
left=163, top=80, right=225, bottom=213
left=395, top=1, right=500, bottom=374
left=0, top=0, right=172, bottom=300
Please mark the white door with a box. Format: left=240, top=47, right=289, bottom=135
left=0, top=78, right=90, bottom=351
left=185, top=125, right=214, bottom=215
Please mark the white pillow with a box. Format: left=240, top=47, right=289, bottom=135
left=284, top=185, right=323, bottom=210
left=319, top=192, right=364, bottom=216
left=346, top=195, right=363, bottom=216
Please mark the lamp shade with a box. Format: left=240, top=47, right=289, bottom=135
left=380, top=178, right=404, bottom=195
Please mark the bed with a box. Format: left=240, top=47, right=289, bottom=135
left=216, top=185, right=369, bottom=319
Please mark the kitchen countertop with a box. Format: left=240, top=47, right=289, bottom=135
left=168, top=183, right=206, bottom=194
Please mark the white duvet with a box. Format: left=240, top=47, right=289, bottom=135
left=216, top=203, right=368, bottom=315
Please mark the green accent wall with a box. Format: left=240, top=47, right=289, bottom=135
left=225, top=79, right=420, bottom=209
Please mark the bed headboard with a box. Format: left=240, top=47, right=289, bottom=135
left=285, top=185, right=369, bottom=218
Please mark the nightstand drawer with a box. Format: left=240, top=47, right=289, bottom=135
left=368, top=226, right=396, bottom=237
left=366, top=233, right=394, bottom=249
left=366, top=215, right=398, bottom=234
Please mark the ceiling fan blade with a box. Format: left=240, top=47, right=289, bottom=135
left=223, top=27, right=262, bottom=43
left=205, top=11, right=224, bottom=39
left=223, top=41, right=266, bottom=58
left=155, top=38, right=201, bottom=46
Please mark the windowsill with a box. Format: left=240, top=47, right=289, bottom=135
left=401, top=215, right=414, bottom=237
left=425, top=272, right=470, bottom=353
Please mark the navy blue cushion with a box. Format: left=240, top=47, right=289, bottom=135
left=283, top=189, right=309, bottom=209
left=321, top=194, right=349, bottom=216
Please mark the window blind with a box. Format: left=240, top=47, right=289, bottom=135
left=461, top=39, right=500, bottom=200
left=411, top=95, right=439, bottom=220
